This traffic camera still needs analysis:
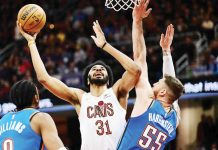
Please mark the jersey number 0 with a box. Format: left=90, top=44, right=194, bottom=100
left=3, top=139, right=14, bottom=150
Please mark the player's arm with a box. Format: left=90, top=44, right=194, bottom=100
left=160, top=24, right=181, bottom=127
left=17, top=22, right=84, bottom=105
left=161, top=24, right=175, bottom=77
left=31, top=113, right=67, bottom=150
left=91, top=20, right=141, bottom=109
left=131, top=0, right=153, bottom=117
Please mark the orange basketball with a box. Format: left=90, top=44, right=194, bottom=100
left=17, top=4, right=46, bottom=34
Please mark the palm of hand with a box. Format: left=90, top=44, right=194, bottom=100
left=133, top=8, right=144, bottom=21
left=94, top=31, right=105, bottom=46
left=132, top=0, right=151, bottom=22
left=91, top=20, right=107, bottom=48
left=160, top=24, right=174, bottom=50
left=160, top=37, right=172, bottom=50
left=96, top=36, right=105, bottom=47
left=17, top=22, right=36, bottom=41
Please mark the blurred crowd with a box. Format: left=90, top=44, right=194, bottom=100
left=0, top=0, right=218, bottom=102
left=196, top=114, right=218, bottom=150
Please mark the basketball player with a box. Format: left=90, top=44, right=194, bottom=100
left=0, top=80, right=67, bottom=150
left=17, top=20, right=141, bottom=150
left=117, top=0, right=184, bottom=149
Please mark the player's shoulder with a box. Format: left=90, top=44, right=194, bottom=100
left=112, top=79, right=121, bottom=90
left=30, top=112, right=55, bottom=135
left=34, top=112, right=50, bottom=117
left=31, top=112, right=53, bottom=124
left=112, top=79, right=127, bottom=97
left=68, top=87, right=87, bottom=104
left=69, top=87, right=86, bottom=96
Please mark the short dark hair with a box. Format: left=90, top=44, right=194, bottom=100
left=164, top=74, right=184, bottom=101
left=83, top=60, right=113, bottom=89
left=9, top=80, right=37, bottom=110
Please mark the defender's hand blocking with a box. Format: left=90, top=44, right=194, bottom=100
left=91, top=20, right=107, bottom=49
left=16, top=21, right=37, bottom=42
left=133, top=0, right=152, bottom=22
left=160, top=24, right=174, bottom=52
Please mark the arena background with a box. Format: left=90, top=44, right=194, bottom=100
left=0, top=0, right=218, bottom=149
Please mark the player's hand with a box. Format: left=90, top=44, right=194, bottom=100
left=133, top=0, right=152, bottom=22
left=91, top=20, right=107, bottom=49
left=160, top=24, right=174, bottom=52
left=16, top=21, right=37, bottom=42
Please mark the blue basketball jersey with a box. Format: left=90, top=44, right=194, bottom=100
left=117, top=100, right=177, bottom=150
left=0, top=108, right=45, bottom=150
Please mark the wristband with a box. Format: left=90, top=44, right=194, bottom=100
left=28, top=41, right=36, bottom=47
left=101, top=42, right=107, bottom=49
left=163, top=51, right=170, bottom=56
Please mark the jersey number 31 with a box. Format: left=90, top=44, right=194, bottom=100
left=95, top=120, right=112, bottom=136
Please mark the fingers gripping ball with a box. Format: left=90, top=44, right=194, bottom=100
left=17, top=4, right=46, bottom=34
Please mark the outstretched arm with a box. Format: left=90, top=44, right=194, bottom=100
left=160, top=24, right=175, bottom=77
left=131, top=0, right=153, bottom=117
left=17, top=22, right=84, bottom=106
left=160, top=24, right=180, bottom=126
left=91, top=20, right=141, bottom=109
left=91, top=20, right=141, bottom=77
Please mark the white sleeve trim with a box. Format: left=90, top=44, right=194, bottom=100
left=163, top=55, right=175, bottom=77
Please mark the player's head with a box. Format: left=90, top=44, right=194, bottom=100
left=9, top=80, right=39, bottom=110
left=83, top=60, right=113, bottom=88
left=152, top=74, right=184, bottom=103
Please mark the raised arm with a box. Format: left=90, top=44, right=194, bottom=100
left=91, top=20, right=141, bottom=77
left=131, top=0, right=153, bottom=117
left=132, top=0, right=151, bottom=68
left=17, top=22, right=84, bottom=106
left=91, top=20, right=141, bottom=109
left=160, top=24, right=181, bottom=126
left=160, top=24, right=175, bottom=77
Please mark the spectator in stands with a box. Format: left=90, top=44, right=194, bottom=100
left=196, top=114, right=207, bottom=149
left=201, top=14, right=214, bottom=41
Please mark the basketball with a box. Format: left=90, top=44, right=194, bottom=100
left=17, top=4, right=46, bottom=34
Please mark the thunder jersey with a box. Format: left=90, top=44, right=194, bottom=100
left=0, top=108, right=44, bottom=150
left=117, top=100, right=177, bottom=150
left=79, top=88, right=126, bottom=150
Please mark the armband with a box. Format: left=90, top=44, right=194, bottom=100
left=28, top=41, right=36, bottom=47
left=163, top=51, right=171, bottom=56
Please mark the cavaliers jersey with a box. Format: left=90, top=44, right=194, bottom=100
left=79, top=88, right=126, bottom=150
left=0, top=108, right=44, bottom=150
left=117, top=100, right=177, bottom=150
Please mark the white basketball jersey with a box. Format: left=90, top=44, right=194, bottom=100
left=79, top=88, right=126, bottom=150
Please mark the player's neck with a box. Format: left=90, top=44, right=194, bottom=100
left=90, top=84, right=108, bottom=97
left=157, top=98, right=172, bottom=113
left=157, top=97, right=171, bottom=108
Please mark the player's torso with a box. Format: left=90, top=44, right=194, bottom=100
left=0, top=109, right=43, bottom=150
left=79, top=88, right=126, bottom=150
left=118, top=100, right=177, bottom=150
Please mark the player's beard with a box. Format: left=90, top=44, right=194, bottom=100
left=88, top=75, right=109, bottom=86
